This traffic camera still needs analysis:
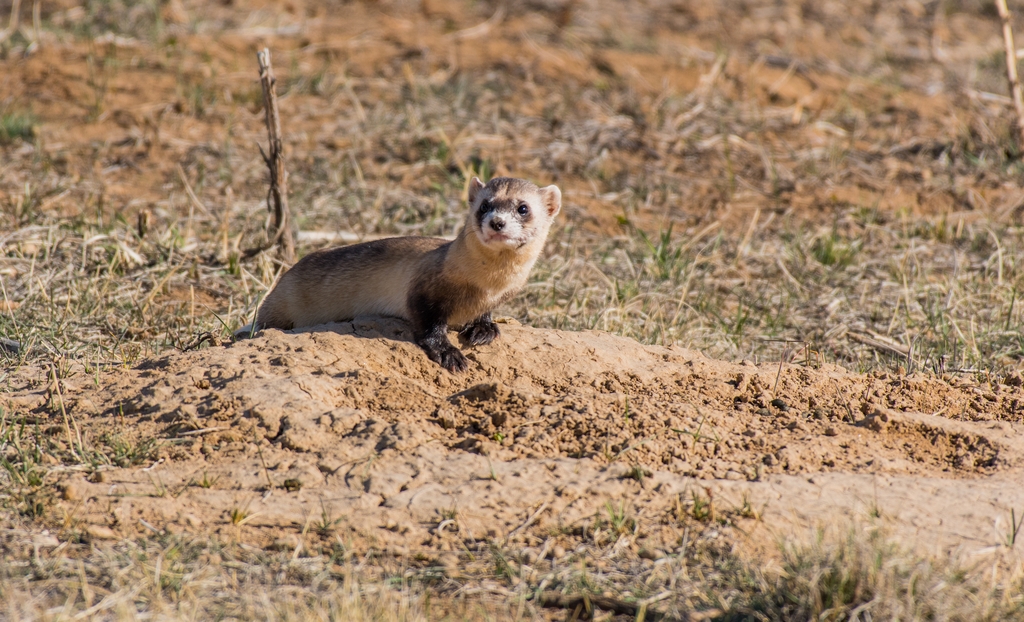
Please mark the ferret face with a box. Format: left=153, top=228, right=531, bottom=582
left=467, top=177, right=561, bottom=251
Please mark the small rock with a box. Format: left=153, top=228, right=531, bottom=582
left=862, top=408, right=897, bottom=432
left=771, top=398, right=790, bottom=412
left=33, top=533, right=59, bottom=548
left=724, top=469, right=744, bottom=480
left=329, top=409, right=363, bottom=435
left=551, top=545, right=567, bottom=559
left=824, top=426, right=839, bottom=437
left=2, top=393, right=46, bottom=412
left=61, top=481, right=87, bottom=501
left=279, top=415, right=325, bottom=452
left=85, top=525, right=118, bottom=541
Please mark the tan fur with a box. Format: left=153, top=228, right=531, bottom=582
left=257, top=237, right=446, bottom=329
left=255, top=177, right=560, bottom=332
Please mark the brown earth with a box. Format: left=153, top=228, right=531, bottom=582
left=6, top=319, right=1024, bottom=564
left=4, top=0, right=1024, bottom=616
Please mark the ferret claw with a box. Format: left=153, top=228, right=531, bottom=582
left=435, top=346, right=468, bottom=372
left=459, top=319, right=500, bottom=346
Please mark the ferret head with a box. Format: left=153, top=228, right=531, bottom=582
left=467, top=176, right=561, bottom=251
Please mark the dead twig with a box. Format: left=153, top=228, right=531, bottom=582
left=176, top=164, right=212, bottom=216
left=995, top=0, right=1024, bottom=148
left=251, top=48, right=296, bottom=263
left=176, top=426, right=229, bottom=437
left=849, top=332, right=911, bottom=358
left=0, top=0, right=20, bottom=45
left=445, top=4, right=506, bottom=40
left=507, top=501, right=549, bottom=539
left=536, top=591, right=657, bottom=620
left=181, top=332, right=218, bottom=352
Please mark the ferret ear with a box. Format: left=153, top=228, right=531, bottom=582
left=468, top=177, right=486, bottom=204
left=539, top=185, right=561, bottom=217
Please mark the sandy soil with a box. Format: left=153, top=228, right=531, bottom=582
left=6, top=319, right=1024, bottom=564
left=3, top=1, right=1024, bottom=616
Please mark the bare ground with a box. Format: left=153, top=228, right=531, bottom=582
left=4, top=0, right=1024, bottom=619
left=4, top=320, right=1024, bottom=618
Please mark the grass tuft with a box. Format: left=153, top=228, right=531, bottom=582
left=0, top=112, right=34, bottom=144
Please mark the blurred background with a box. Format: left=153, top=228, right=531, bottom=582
left=2, top=0, right=1024, bottom=374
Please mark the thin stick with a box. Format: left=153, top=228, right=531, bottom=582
left=176, top=164, right=211, bottom=216
left=50, top=365, right=85, bottom=461
left=849, top=332, right=911, bottom=358
left=0, top=0, right=21, bottom=44
left=996, top=0, right=1024, bottom=148
left=255, top=48, right=296, bottom=263
left=29, top=0, right=39, bottom=51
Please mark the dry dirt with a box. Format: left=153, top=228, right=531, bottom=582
left=5, top=319, right=1024, bottom=565
left=4, top=0, right=1024, bottom=617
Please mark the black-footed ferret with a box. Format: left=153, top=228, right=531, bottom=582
left=251, top=176, right=561, bottom=372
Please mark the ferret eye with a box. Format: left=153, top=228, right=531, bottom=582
left=478, top=200, right=490, bottom=215
left=517, top=204, right=529, bottom=216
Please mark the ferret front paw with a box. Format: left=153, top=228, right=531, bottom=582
left=459, top=318, right=500, bottom=346
left=420, top=340, right=469, bottom=372
left=434, top=345, right=468, bottom=372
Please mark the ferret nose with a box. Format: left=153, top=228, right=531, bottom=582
left=490, top=217, right=505, bottom=232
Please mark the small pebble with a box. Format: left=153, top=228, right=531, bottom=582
left=85, top=525, right=118, bottom=541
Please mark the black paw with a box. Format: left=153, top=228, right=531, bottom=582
left=420, top=340, right=468, bottom=373
left=433, top=344, right=468, bottom=373
left=459, top=318, right=500, bottom=346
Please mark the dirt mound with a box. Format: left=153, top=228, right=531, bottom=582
left=5, top=320, right=1024, bottom=561
left=63, top=318, right=1024, bottom=479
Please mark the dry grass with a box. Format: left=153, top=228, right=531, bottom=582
left=1, top=2, right=1024, bottom=380
left=726, top=527, right=1024, bottom=621
left=1, top=509, right=1022, bottom=621
left=520, top=211, right=1024, bottom=374
left=3, top=0, right=1024, bottom=618
left=0, top=534, right=434, bottom=621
